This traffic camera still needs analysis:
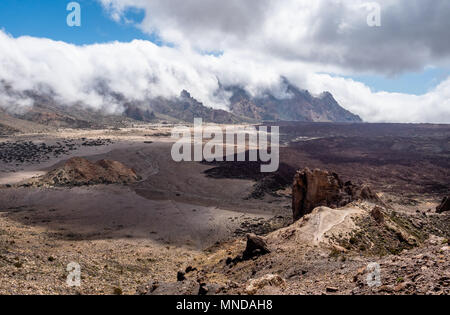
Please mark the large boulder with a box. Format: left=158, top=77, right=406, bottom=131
left=436, top=197, right=450, bottom=213
left=226, top=234, right=271, bottom=266
left=371, top=206, right=385, bottom=224
left=243, top=234, right=270, bottom=260
left=292, top=168, right=381, bottom=221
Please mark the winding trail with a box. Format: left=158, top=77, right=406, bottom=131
left=312, top=207, right=362, bottom=244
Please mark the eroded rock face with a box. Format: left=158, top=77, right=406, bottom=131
left=39, top=157, right=139, bottom=187
left=292, top=168, right=381, bottom=221
left=436, top=197, right=450, bottom=213
left=371, top=206, right=385, bottom=224
left=243, top=234, right=270, bottom=260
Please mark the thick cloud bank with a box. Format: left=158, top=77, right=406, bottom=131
left=0, top=0, right=450, bottom=123
left=100, top=0, right=450, bottom=75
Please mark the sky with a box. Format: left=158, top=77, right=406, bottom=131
left=0, top=0, right=449, bottom=123
left=0, top=0, right=152, bottom=44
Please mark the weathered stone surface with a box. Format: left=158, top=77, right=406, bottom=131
left=243, top=234, right=270, bottom=260
left=371, top=206, right=385, bottom=224
left=436, top=197, right=450, bottom=213
left=292, top=169, right=345, bottom=221
left=177, top=271, right=186, bottom=282
left=292, top=168, right=382, bottom=221
left=357, top=185, right=381, bottom=203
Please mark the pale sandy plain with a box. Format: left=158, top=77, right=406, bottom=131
left=0, top=125, right=289, bottom=294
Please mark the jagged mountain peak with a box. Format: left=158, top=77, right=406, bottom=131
left=180, top=90, right=192, bottom=99
left=223, top=79, right=361, bottom=123
left=1, top=77, right=361, bottom=128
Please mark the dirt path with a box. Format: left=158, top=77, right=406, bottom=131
left=268, top=206, right=364, bottom=246
left=312, top=207, right=363, bottom=244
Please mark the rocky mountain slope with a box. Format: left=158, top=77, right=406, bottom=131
left=139, top=169, right=449, bottom=296
left=0, top=79, right=361, bottom=128
left=227, top=80, right=362, bottom=122
left=147, top=90, right=249, bottom=124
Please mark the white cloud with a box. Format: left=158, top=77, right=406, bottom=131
left=1, top=0, right=450, bottom=123
left=99, top=0, right=450, bottom=75
left=302, top=73, right=450, bottom=123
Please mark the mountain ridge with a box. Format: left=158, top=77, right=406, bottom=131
left=226, top=81, right=361, bottom=122
left=0, top=79, right=362, bottom=129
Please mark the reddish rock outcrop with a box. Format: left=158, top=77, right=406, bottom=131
left=371, top=206, right=385, bottom=224
left=40, top=157, right=139, bottom=187
left=243, top=234, right=270, bottom=260
left=292, top=168, right=381, bottom=221
left=436, top=197, right=450, bottom=213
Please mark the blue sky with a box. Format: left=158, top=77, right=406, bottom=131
left=341, top=67, right=450, bottom=95
left=321, top=71, right=448, bottom=96
left=0, top=0, right=158, bottom=45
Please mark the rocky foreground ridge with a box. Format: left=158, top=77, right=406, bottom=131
left=0, top=79, right=361, bottom=131
left=139, top=168, right=449, bottom=295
